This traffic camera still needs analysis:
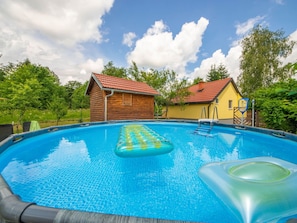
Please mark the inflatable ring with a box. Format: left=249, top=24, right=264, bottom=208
left=198, top=157, right=297, bottom=222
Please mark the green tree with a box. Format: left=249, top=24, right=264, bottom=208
left=64, top=80, right=82, bottom=108
left=127, top=62, right=167, bottom=90
left=102, top=61, right=127, bottom=78
left=127, top=62, right=190, bottom=117
left=252, top=78, right=297, bottom=133
left=72, top=81, right=90, bottom=122
left=238, top=25, right=295, bottom=97
left=206, top=64, right=230, bottom=81
left=157, top=70, right=191, bottom=118
left=0, top=59, right=61, bottom=124
left=48, top=96, right=68, bottom=125
left=192, top=76, right=203, bottom=85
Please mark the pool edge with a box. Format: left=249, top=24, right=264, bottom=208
left=0, top=175, right=198, bottom=223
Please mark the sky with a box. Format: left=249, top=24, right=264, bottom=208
left=0, top=0, right=297, bottom=85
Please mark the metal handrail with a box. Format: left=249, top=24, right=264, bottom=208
left=212, top=106, right=218, bottom=120
left=200, top=107, right=207, bottom=119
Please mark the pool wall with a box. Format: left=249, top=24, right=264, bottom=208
left=1, top=119, right=297, bottom=223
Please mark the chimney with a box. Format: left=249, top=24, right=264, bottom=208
left=197, top=81, right=205, bottom=92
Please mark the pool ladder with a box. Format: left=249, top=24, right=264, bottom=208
left=194, top=107, right=218, bottom=135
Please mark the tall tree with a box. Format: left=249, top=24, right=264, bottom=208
left=206, top=64, right=230, bottom=81
left=48, top=96, right=68, bottom=125
left=72, top=81, right=90, bottom=122
left=192, top=76, right=203, bottom=85
left=0, top=59, right=61, bottom=123
left=126, top=62, right=190, bottom=117
left=102, top=61, right=127, bottom=78
left=127, top=62, right=167, bottom=90
left=157, top=70, right=191, bottom=118
left=64, top=80, right=82, bottom=108
left=238, top=25, right=295, bottom=97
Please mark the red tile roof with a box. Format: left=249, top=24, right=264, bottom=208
left=183, top=78, right=238, bottom=103
left=89, top=73, right=159, bottom=95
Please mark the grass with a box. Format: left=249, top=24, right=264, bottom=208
left=0, top=109, right=90, bottom=133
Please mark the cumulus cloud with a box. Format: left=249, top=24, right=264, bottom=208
left=190, top=45, right=241, bottom=82
left=126, top=17, right=209, bottom=75
left=80, top=58, right=105, bottom=76
left=235, top=16, right=265, bottom=36
left=122, top=32, right=137, bottom=47
left=189, top=26, right=297, bottom=84
left=282, top=29, right=297, bottom=65
left=0, top=0, right=114, bottom=84
left=190, top=16, right=269, bottom=82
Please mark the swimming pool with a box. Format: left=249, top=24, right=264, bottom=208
left=0, top=120, right=297, bottom=223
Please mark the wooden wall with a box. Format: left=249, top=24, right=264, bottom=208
left=89, top=83, right=105, bottom=122
left=89, top=85, right=155, bottom=121
left=107, top=92, right=154, bottom=120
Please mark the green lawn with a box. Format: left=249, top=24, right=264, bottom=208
left=0, top=109, right=90, bottom=133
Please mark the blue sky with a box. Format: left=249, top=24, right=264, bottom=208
left=0, top=0, right=296, bottom=84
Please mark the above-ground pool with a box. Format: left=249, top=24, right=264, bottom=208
left=0, top=120, right=297, bottom=223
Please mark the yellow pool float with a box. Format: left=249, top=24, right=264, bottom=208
left=115, top=124, right=173, bottom=158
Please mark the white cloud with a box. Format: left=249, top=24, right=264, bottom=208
left=282, top=29, right=297, bottom=65
left=122, top=32, right=137, bottom=47
left=274, top=0, right=284, bottom=5
left=235, top=16, right=265, bottom=36
left=191, top=27, right=297, bottom=84
left=126, top=17, right=209, bottom=75
left=80, top=58, right=105, bottom=76
left=191, top=16, right=269, bottom=83
left=190, top=47, right=241, bottom=81
left=0, top=0, right=114, bottom=84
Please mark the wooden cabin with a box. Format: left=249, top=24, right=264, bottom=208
left=85, top=73, right=159, bottom=121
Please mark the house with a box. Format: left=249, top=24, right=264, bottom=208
left=85, top=73, right=159, bottom=121
left=167, top=78, right=243, bottom=122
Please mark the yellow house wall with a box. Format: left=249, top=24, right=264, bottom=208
left=167, top=82, right=243, bottom=120
left=167, top=104, right=209, bottom=120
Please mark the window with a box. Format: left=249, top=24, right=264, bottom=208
left=122, top=93, right=132, bottom=106
left=215, top=98, right=219, bottom=104
left=228, top=100, right=233, bottom=109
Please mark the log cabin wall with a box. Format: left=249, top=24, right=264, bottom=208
left=89, top=83, right=105, bottom=122
left=107, top=92, right=154, bottom=120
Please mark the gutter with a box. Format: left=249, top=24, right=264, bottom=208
left=104, top=90, right=114, bottom=121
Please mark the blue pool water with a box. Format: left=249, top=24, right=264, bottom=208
left=0, top=122, right=297, bottom=222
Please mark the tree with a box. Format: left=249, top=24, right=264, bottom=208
left=252, top=78, right=297, bottom=133
left=48, top=96, right=68, bottom=125
left=127, top=62, right=167, bottom=90
left=0, top=59, right=61, bottom=124
left=102, top=61, right=127, bottom=78
left=157, top=70, right=191, bottom=118
left=192, top=76, right=203, bottom=85
left=238, top=25, right=296, bottom=97
left=206, top=64, right=230, bottom=81
left=64, top=81, right=82, bottom=108
left=126, top=62, right=190, bottom=117
left=72, top=81, right=90, bottom=122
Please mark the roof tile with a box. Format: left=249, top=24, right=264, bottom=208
left=93, top=73, right=159, bottom=95
left=184, top=78, right=234, bottom=103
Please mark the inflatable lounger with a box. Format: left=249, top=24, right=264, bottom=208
left=115, top=124, right=173, bottom=157
left=198, top=157, right=297, bottom=223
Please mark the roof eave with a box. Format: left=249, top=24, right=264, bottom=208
left=102, top=87, right=159, bottom=96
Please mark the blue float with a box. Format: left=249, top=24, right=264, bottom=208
left=115, top=124, right=174, bottom=158
left=198, top=157, right=297, bottom=223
